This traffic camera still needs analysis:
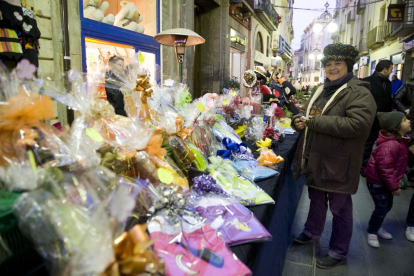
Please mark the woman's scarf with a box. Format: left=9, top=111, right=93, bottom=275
left=324, top=72, right=354, bottom=89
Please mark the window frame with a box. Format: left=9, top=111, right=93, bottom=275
left=79, top=1, right=161, bottom=82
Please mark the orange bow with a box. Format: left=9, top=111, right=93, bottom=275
left=257, top=149, right=284, bottom=167
left=175, top=116, right=193, bottom=141
left=145, top=134, right=167, bottom=160
left=101, top=225, right=163, bottom=276
left=135, top=75, right=155, bottom=122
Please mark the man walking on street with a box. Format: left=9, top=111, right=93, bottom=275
left=360, top=60, right=394, bottom=176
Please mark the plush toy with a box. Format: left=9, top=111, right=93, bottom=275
left=114, top=1, right=145, bottom=33
left=83, top=0, right=115, bottom=25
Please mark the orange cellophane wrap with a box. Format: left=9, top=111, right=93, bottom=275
left=257, top=148, right=284, bottom=168
left=101, top=225, right=163, bottom=276
left=0, top=92, right=55, bottom=165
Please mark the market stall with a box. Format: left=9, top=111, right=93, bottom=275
left=0, top=34, right=307, bottom=275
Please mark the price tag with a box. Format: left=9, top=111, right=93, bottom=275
left=85, top=128, right=104, bottom=142
left=158, top=168, right=174, bottom=184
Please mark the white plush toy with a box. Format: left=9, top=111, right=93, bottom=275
left=83, top=0, right=115, bottom=25
left=114, top=1, right=145, bottom=33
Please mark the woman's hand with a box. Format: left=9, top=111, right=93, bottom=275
left=409, top=145, right=414, bottom=154
left=294, top=117, right=307, bottom=130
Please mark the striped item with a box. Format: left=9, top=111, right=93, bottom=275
left=0, top=28, right=23, bottom=56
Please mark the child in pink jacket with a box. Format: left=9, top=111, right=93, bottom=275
left=364, top=112, right=411, bottom=248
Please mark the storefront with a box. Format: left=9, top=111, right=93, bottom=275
left=229, top=28, right=247, bottom=86
left=390, top=52, right=403, bottom=79
left=80, top=0, right=161, bottom=98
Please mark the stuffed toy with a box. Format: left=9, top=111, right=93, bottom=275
left=83, top=0, right=115, bottom=25
left=114, top=1, right=144, bottom=33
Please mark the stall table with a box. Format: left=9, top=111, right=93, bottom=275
left=231, top=132, right=305, bottom=275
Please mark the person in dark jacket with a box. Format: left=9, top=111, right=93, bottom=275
left=270, top=71, right=297, bottom=99
left=393, top=76, right=414, bottom=114
left=391, top=75, right=403, bottom=97
left=360, top=60, right=394, bottom=176
left=291, top=43, right=376, bottom=269
left=364, top=112, right=410, bottom=248
left=105, top=56, right=127, bottom=117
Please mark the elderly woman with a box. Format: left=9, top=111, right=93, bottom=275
left=291, top=44, right=376, bottom=268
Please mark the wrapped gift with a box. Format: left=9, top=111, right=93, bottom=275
left=207, top=156, right=274, bottom=206
left=190, top=175, right=271, bottom=246
left=147, top=185, right=251, bottom=276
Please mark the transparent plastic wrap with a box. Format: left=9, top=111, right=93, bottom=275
left=207, top=156, right=274, bottom=206
left=161, top=115, right=207, bottom=181
left=232, top=158, right=279, bottom=183
left=173, top=84, right=192, bottom=109
left=244, top=116, right=267, bottom=143
left=189, top=175, right=271, bottom=246
left=211, top=115, right=243, bottom=144
left=147, top=185, right=251, bottom=276
left=0, top=71, right=86, bottom=191
left=12, top=167, right=128, bottom=276
left=47, top=72, right=143, bottom=150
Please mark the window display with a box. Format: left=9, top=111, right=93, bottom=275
left=85, top=38, right=158, bottom=101
left=82, top=0, right=157, bottom=37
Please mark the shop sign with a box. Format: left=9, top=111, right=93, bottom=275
left=230, top=28, right=246, bottom=52
left=387, top=4, right=406, bottom=23
left=271, top=57, right=282, bottom=67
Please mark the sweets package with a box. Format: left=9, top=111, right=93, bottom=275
left=190, top=175, right=271, bottom=246
left=147, top=185, right=251, bottom=276
left=208, top=156, right=274, bottom=206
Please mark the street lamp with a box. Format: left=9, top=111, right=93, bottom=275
left=154, top=28, right=205, bottom=83
left=317, top=54, right=323, bottom=60
left=312, top=2, right=338, bottom=34
left=309, top=54, right=315, bottom=60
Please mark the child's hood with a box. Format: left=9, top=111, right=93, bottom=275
left=376, top=131, right=411, bottom=147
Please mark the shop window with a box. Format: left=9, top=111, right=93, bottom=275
left=82, top=0, right=157, bottom=37
left=85, top=38, right=157, bottom=99
left=255, top=32, right=264, bottom=53
left=314, top=76, right=319, bottom=83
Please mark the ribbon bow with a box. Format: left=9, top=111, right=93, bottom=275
left=217, top=138, right=252, bottom=160
left=153, top=185, right=199, bottom=226
left=101, top=225, right=163, bottom=276
left=263, top=127, right=280, bottom=140
left=175, top=116, right=193, bottom=141
left=256, top=138, right=272, bottom=151
left=135, top=75, right=155, bottom=121
left=192, top=174, right=230, bottom=198
left=145, top=134, right=167, bottom=160
left=257, top=149, right=284, bottom=167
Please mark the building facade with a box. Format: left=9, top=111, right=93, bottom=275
left=25, top=0, right=295, bottom=124
left=332, top=0, right=414, bottom=80
left=294, top=18, right=332, bottom=87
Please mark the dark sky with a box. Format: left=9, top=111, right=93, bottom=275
left=291, top=0, right=337, bottom=50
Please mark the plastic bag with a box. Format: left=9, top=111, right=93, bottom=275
left=207, top=156, right=274, bottom=206
left=211, top=115, right=242, bottom=144
left=147, top=185, right=251, bottom=276
left=12, top=167, right=124, bottom=276
left=190, top=175, right=271, bottom=246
